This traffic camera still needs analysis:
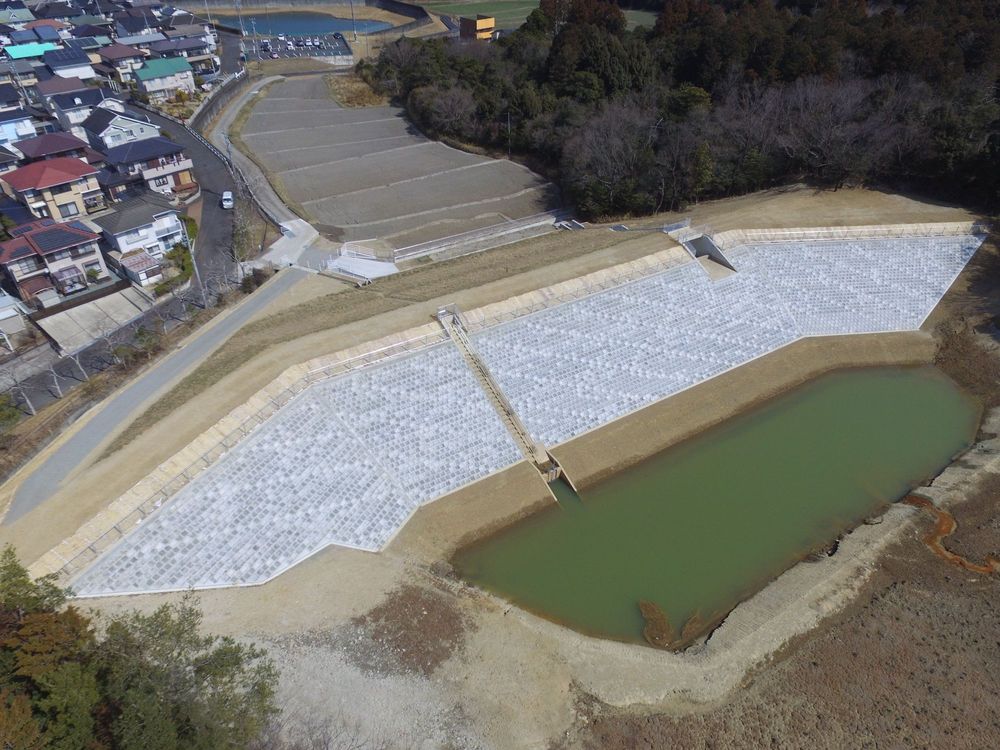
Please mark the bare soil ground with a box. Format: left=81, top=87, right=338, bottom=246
left=335, top=583, right=473, bottom=678
left=570, top=470, right=1000, bottom=750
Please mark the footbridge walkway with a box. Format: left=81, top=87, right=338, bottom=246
left=436, top=305, right=558, bottom=480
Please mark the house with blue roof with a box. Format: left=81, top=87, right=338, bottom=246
left=5, top=42, right=58, bottom=61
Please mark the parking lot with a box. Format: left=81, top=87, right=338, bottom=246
left=240, top=76, right=561, bottom=248
left=244, top=33, right=353, bottom=60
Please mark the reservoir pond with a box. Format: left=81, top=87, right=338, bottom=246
left=453, top=366, right=979, bottom=645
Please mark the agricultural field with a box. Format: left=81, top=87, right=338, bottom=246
left=421, top=1, right=659, bottom=30
left=422, top=0, right=539, bottom=29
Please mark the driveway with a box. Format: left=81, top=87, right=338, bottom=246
left=3, top=268, right=308, bottom=524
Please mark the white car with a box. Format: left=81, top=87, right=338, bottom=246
left=277, top=33, right=286, bottom=41
left=221, top=191, right=234, bottom=210
left=304, top=38, right=313, bottom=47
left=286, top=41, right=294, bottom=50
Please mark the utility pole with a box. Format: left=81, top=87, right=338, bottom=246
left=250, top=17, right=260, bottom=62
left=349, top=0, right=358, bottom=41
left=184, top=220, right=208, bottom=308
left=507, top=111, right=511, bottom=159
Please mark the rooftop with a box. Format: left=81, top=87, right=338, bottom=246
left=0, top=217, right=99, bottom=262
left=102, top=135, right=183, bottom=166
left=3, top=155, right=97, bottom=191
left=12, top=131, right=89, bottom=159
left=35, top=75, right=88, bottom=96
left=42, top=47, right=92, bottom=69
left=5, top=42, right=58, bottom=60
left=135, top=56, right=192, bottom=81
left=91, top=190, right=176, bottom=234
left=97, top=42, right=144, bottom=60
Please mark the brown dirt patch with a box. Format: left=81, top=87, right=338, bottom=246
left=336, top=583, right=473, bottom=678
left=569, top=481, right=1000, bottom=750
left=325, top=73, right=386, bottom=107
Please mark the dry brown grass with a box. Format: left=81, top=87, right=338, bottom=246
left=324, top=73, right=386, bottom=108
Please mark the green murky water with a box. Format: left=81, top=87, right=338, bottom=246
left=453, top=367, right=979, bottom=645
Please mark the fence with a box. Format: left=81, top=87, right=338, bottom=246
left=392, top=209, right=569, bottom=262
left=711, top=221, right=990, bottom=251
left=44, top=327, right=448, bottom=583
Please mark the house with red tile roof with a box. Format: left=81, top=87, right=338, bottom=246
left=0, top=217, right=109, bottom=305
left=1, top=155, right=105, bottom=219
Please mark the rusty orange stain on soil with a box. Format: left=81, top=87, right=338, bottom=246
left=903, top=495, right=1000, bottom=575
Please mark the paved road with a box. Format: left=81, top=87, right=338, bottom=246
left=4, top=268, right=307, bottom=524
left=138, top=107, right=237, bottom=283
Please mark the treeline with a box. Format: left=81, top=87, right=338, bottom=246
left=0, top=546, right=277, bottom=749
left=359, top=0, right=1000, bottom=218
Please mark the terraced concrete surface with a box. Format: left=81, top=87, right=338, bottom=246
left=70, top=234, right=983, bottom=596
left=240, top=76, right=560, bottom=248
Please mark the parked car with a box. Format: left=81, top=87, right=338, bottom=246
left=271, top=51, right=279, bottom=58
left=295, top=38, right=305, bottom=47
left=304, top=38, right=313, bottom=47
left=312, top=37, right=320, bottom=45
left=286, top=41, right=295, bottom=50
left=334, top=32, right=344, bottom=40
left=277, top=33, right=286, bottom=41
left=221, top=191, right=234, bottom=209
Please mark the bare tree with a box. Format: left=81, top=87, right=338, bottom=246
left=66, top=351, right=90, bottom=382
left=4, top=366, right=36, bottom=416
left=46, top=364, right=63, bottom=399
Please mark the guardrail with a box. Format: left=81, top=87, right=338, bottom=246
left=392, top=209, right=570, bottom=262
left=51, top=327, right=448, bottom=583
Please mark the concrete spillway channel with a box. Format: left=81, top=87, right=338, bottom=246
left=436, top=306, right=577, bottom=503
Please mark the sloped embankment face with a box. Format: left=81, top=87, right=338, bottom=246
left=239, top=76, right=560, bottom=248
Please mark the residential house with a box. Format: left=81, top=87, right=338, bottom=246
left=0, top=2, right=35, bottom=25
left=114, top=15, right=162, bottom=37
left=43, top=47, right=96, bottom=79
left=0, top=218, right=110, bottom=305
left=92, top=190, right=184, bottom=258
left=148, top=36, right=217, bottom=75
left=34, top=74, right=88, bottom=99
left=164, top=24, right=217, bottom=51
left=0, top=145, right=19, bottom=175
left=1, top=156, right=105, bottom=219
left=4, top=43, right=59, bottom=63
left=6, top=61, right=41, bottom=96
left=47, top=88, right=123, bottom=139
left=81, top=107, right=158, bottom=150
left=94, top=42, right=145, bottom=85
left=32, top=2, right=85, bottom=22
left=12, top=131, right=102, bottom=165
left=0, top=108, right=39, bottom=146
left=114, top=32, right=167, bottom=53
left=101, top=136, right=194, bottom=197
left=135, top=57, right=194, bottom=103
left=0, top=83, right=21, bottom=111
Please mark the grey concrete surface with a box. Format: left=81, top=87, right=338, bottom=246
left=4, top=268, right=308, bottom=524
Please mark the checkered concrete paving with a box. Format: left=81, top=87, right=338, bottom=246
left=72, top=234, right=982, bottom=595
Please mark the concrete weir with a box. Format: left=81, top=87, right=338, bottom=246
left=39, top=222, right=986, bottom=596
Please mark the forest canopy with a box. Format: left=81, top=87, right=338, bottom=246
left=360, top=0, right=1000, bottom=218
